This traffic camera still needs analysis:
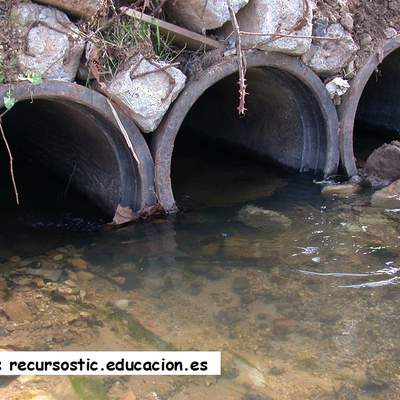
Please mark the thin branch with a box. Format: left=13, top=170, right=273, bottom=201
left=239, top=30, right=340, bottom=41
left=106, top=98, right=141, bottom=167
left=0, top=120, right=19, bottom=205
left=227, top=0, right=247, bottom=115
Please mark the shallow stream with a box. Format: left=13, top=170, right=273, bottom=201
left=0, top=145, right=400, bottom=400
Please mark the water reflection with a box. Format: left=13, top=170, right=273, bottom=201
left=1, top=166, right=400, bottom=398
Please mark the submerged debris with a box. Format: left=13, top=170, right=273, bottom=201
left=237, top=205, right=292, bottom=233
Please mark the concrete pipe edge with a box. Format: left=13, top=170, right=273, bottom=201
left=0, top=80, right=156, bottom=219
left=151, top=50, right=340, bottom=213
left=339, top=37, right=400, bottom=178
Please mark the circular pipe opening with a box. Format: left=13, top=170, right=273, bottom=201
left=151, top=51, right=339, bottom=212
left=0, top=82, right=156, bottom=228
left=339, top=38, right=400, bottom=177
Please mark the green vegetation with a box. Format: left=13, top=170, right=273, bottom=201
left=98, top=16, right=179, bottom=78
left=3, top=89, right=16, bottom=110
left=69, top=377, right=108, bottom=400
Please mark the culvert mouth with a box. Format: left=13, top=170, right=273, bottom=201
left=0, top=81, right=155, bottom=228
left=339, top=38, right=400, bottom=177
left=151, top=51, right=339, bottom=212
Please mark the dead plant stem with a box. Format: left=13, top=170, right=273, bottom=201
left=0, top=119, right=19, bottom=205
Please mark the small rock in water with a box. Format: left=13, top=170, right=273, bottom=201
left=123, top=391, right=137, bottom=400
left=237, top=205, right=291, bottom=233
left=69, top=258, right=88, bottom=270
left=114, top=299, right=130, bottom=311
left=232, top=277, right=251, bottom=294
left=2, top=300, right=33, bottom=322
left=76, top=271, right=95, bottom=282
left=112, top=276, right=126, bottom=285
left=25, top=268, right=63, bottom=282
left=365, top=141, right=400, bottom=187
left=321, top=183, right=361, bottom=198
left=371, top=179, right=400, bottom=209
left=215, top=307, right=242, bottom=327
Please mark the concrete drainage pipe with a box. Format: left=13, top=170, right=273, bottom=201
left=151, top=50, right=340, bottom=212
left=0, top=81, right=156, bottom=220
left=339, top=37, right=400, bottom=177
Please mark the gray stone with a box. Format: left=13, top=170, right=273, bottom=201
left=341, top=13, right=354, bottom=32
left=114, top=299, right=130, bottom=311
left=25, top=268, right=63, bottom=282
left=360, top=33, right=372, bottom=48
left=302, top=23, right=358, bottom=77
left=325, top=77, right=350, bottom=99
left=371, top=179, right=400, bottom=209
left=75, top=271, right=95, bottom=282
left=365, top=141, right=400, bottom=187
left=11, top=3, right=84, bottom=81
left=384, top=27, right=398, bottom=39
left=237, top=205, right=291, bottom=233
left=234, top=0, right=313, bottom=55
left=165, top=0, right=249, bottom=33
left=107, top=54, right=186, bottom=133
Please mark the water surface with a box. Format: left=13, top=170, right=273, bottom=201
left=0, top=150, right=400, bottom=400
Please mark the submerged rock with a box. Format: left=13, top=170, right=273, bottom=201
left=223, top=236, right=287, bottom=259
left=233, top=0, right=313, bottom=55
left=69, top=258, right=88, bottom=270
left=165, top=0, right=249, bottom=33
left=321, top=183, right=361, bottom=198
left=232, top=276, right=250, bottom=294
left=11, top=2, right=84, bottom=81
left=107, top=54, right=186, bottom=133
left=365, top=141, right=400, bottom=187
left=24, top=268, right=63, bottom=282
left=2, top=300, right=33, bottom=322
left=113, top=299, right=130, bottom=311
left=371, top=179, right=400, bottom=209
left=237, top=205, right=291, bottom=233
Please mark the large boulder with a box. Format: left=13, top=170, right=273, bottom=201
left=365, top=141, right=400, bottom=187
left=234, top=0, right=313, bottom=55
left=371, top=179, right=400, bottom=209
left=302, top=23, right=358, bottom=77
left=106, top=54, right=186, bottom=133
left=11, top=3, right=84, bottom=81
left=237, top=205, right=292, bottom=233
left=165, top=0, right=249, bottom=33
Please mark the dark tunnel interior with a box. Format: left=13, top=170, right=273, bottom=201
left=171, top=67, right=328, bottom=209
left=0, top=99, right=129, bottom=229
left=354, top=48, right=400, bottom=166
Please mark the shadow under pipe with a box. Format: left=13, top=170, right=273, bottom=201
left=0, top=81, right=156, bottom=222
left=151, top=50, right=340, bottom=213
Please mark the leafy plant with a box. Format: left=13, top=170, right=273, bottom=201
left=18, top=70, right=43, bottom=85
left=0, top=64, right=4, bottom=84
left=3, top=89, right=16, bottom=110
left=96, top=16, right=180, bottom=79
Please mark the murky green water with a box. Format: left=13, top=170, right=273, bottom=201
left=1, top=147, right=400, bottom=399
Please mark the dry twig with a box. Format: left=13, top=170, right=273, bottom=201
left=227, top=0, right=247, bottom=115
left=239, top=31, right=340, bottom=41
left=0, top=119, right=19, bottom=205
left=106, top=98, right=141, bottom=167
